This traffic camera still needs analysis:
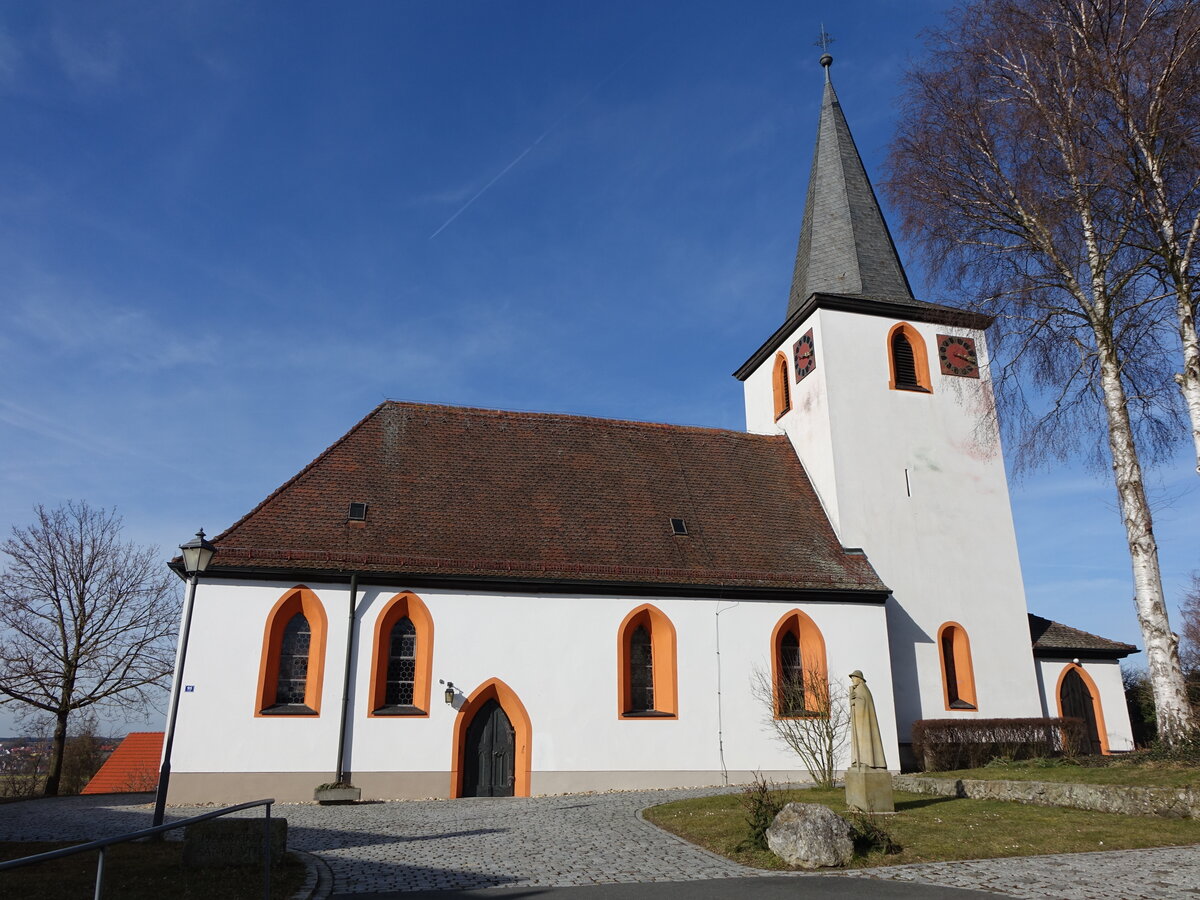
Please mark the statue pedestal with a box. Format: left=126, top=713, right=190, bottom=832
left=845, top=767, right=894, bottom=813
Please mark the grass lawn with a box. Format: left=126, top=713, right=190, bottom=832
left=920, top=759, right=1199, bottom=789
left=642, top=788, right=1200, bottom=870
left=0, top=840, right=307, bottom=899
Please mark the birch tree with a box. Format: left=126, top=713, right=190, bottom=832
left=0, top=502, right=180, bottom=795
left=886, top=0, right=1195, bottom=742
left=1068, top=0, right=1200, bottom=473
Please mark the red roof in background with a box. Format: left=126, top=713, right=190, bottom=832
left=81, top=732, right=162, bottom=794
left=205, top=402, right=888, bottom=595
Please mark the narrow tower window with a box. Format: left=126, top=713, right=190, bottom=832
left=938, top=622, right=978, bottom=710
left=887, top=323, right=932, bottom=392
left=772, top=352, right=791, bottom=419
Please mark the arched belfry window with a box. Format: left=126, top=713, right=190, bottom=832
left=772, top=352, right=791, bottom=419
left=617, top=604, right=677, bottom=719
left=771, top=610, right=828, bottom=717
left=370, top=592, right=434, bottom=716
left=256, top=586, right=328, bottom=716
left=888, top=323, right=932, bottom=392
left=938, top=622, right=978, bottom=711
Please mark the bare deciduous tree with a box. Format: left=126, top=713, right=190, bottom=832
left=0, top=502, right=179, bottom=796
left=751, top=666, right=848, bottom=789
left=886, top=0, right=1195, bottom=743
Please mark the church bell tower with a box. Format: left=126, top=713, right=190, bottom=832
left=734, top=54, right=1043, bottom=751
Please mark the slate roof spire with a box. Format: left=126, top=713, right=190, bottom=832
left=786, top=53, right=914, bottom=317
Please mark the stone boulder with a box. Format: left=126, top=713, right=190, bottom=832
left=765, top=802, right=854, bottom=869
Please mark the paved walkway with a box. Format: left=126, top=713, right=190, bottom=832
left=0, top=790, right=1197, bottom=898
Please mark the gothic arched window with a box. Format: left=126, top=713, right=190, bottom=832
left=370, top=592, right=435, bottom=716
left=256, top=586, right=327, bottom=716
left=938, top=622, right=978, bottom=710
left=617, top=604, right=678, bottom=719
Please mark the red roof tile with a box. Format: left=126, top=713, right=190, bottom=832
left=81, top=732, right=163, bottom=794
left=205, top=402, right=888, bottom=595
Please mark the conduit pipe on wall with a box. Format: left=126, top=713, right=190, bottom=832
left=335, top=573, right=359, bottom=785
left=715, top=599, right=739, bottom=785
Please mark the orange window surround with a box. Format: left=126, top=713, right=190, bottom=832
left=255, top=586, right=328, bottom=716
left=616, top=604, right=678, bottom=719
left=770, top=610, right=829, bottom=718
left=368, top=591, right=435, bottom=716
left=887, top=322, right=932, bottom=392
left=449, top=678, right=533, bottom=798
left=772, top=352, right=791, bottom=419
left=937, top=622, right=978, bottom=711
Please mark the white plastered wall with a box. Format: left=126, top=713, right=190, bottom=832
left=743, top=308, right=1044, bottom=743
left=170, top=578, right=897, bottom=792
left=1033, top=657, right=1135, bottom=753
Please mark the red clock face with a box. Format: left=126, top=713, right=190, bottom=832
left=793, top=329, right=816, bottom=382
left=937, top=334, right=979, bottom=378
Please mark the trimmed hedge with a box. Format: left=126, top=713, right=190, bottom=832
left=913, top=718, right=1088, bottom=771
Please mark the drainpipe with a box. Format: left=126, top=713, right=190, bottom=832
left=335, top=574, right=359, bottom=785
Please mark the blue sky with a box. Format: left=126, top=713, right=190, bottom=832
left=1, top=1, right=1196, bottom=736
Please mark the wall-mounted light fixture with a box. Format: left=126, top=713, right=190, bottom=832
left=443, top=681, right=456, bottom=705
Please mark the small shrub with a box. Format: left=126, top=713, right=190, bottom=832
left=735, top=772, right=784, bottom=851
left=1139, top=733, right=1200, bottom=764
left=849, top=812, right=902, bottom=857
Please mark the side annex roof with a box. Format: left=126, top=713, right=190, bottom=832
left=1028, top=614, right=1137, bottom=659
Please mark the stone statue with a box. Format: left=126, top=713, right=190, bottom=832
left=848, top=670, right=887, bottom=769
left=845, top=669, right=894, bottom=812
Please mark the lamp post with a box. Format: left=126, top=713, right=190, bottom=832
left=152, top=529, right=215, bottom=828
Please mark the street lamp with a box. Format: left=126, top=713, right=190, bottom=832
left=152, top=529, right=215, bottom=828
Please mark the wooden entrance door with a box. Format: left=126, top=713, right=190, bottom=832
left=1060, top=668, right=1102, bottom=755
left=462, top=698, right=515, bottom=797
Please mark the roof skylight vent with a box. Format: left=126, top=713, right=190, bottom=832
left=347, top=502, right=368, bottom=522
left=670, top=517, right=688, bottom=536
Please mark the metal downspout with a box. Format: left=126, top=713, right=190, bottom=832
left=335, top=574, right=358, bottom=784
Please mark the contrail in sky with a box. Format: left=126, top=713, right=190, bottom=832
left=429, top=59, right=629, bottom=240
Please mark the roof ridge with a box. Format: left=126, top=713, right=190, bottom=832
left=379, top=399, right=779, bottom=438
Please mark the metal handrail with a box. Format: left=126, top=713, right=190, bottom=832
left=0, top=797, right=277, bottom=900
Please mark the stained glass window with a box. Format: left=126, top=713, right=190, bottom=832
left=779, top=630, right=804, bottom=716
left=629, top=624, right=654, bottom=712
left=275, top=612, right=311, bottom=705
left=385, top=616, right=417, bottom=707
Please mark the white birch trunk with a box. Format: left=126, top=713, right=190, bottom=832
left=1095, top=330, right=1195, bottom=742
left=1171, top=283, right=1200, bottom=475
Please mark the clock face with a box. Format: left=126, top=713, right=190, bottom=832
left=793, top=329, right=816, bottom=382
left=937, top=334, right=979, bottom=378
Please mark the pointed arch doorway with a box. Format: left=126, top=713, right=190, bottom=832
left=450, top=678, right=532, bottom=798
left=1057, top=665, right=1106, bottom=755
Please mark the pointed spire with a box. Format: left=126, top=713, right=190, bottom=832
left=786, top=54, right=913, bottom=318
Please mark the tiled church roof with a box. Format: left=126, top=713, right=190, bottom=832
left=1028, top=614, right=1137, bottom=658
left=203, top=401, right=888, bottom=596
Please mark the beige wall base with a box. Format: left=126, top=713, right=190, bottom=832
left=169, top=769, right=823, bottom=805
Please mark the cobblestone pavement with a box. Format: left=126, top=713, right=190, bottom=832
left=834, top=844, right=1200, bottom=899
left=0, top=791, right=1198, bottom=897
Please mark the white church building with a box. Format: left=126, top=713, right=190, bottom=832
left=165, top=56, right=1135, bottom=804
